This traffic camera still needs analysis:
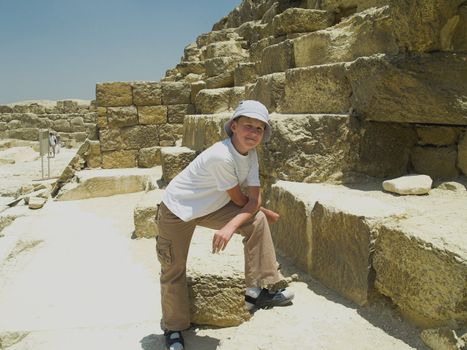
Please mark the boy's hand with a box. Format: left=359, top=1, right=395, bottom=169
left=212, top=228, right=234, bottom=254
left=260, top=207, right=280, bottom=224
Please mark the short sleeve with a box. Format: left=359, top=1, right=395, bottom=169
left=209, top=157, right=239, bottom=191
left=246, top=151, right=260, bottom=187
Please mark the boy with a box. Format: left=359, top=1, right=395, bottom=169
left=156, top=100, right=294, bottom=350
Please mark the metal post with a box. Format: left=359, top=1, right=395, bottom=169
left=38, top=129, right=49, bottom=179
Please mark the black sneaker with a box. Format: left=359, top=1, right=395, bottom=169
left=164, top=330, right=184, bottom=350
left=245, top=288, right=294, bottom=310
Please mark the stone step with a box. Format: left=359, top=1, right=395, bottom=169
left=56, top=167, right=162, bottom=201
left=346, top=52, right=467, bottom=126
left=262, top=3, right=460, bottom=75
left=278, top=62, right=351, bottom=114
left=269, top=180, right=467, bottom=327
left=182, top=112, right=419, bottom=182
left=194, top=87, right=245, bottom=114
left=292, top=6, right=398, bottom=68
left=316, top=0, right=466, bottom=53
left=160, top=146, right=196, bottom=184
left=262, top=51, right=467, bottom=125
left=186, top=227, right=251, bottom=327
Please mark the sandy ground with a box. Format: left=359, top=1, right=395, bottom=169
left=0, top=141, right=431, bottom=349
left=0, top=193, right=429, bottom=350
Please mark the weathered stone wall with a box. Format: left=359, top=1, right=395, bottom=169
left=95, top=81, right=193, bottom=169
left=0, top=100, right=97, bottom=147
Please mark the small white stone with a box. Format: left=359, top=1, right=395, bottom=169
left=28, top=196, right=47, bottom=209
left=382, top=174, right=433, bottom=195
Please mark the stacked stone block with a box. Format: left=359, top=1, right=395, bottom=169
left=0, top=100, right=97, bottom=146
left=96, top=81, right=193, bottom=169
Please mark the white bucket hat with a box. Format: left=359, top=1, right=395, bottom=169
left=224, top=100, right=271, bottom=142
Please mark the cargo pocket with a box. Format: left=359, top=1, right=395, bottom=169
left=156, top=235, right=172, bottom=266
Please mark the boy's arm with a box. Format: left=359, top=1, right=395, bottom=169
left=227, top=185, right=280, bottom=224
left=211, top=185, right=279, bottom=253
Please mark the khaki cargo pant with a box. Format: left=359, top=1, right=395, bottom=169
left=155, top=201, right=282, bottom=331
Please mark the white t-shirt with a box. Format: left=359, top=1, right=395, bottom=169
left=163, top=138, right=260, bottom=221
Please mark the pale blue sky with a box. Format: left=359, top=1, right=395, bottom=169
left=0, top=0, right=240, bottom=104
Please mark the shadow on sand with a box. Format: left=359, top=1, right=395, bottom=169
left=276, top=255, right=430, bottom=350
left=140, top=330, right=220, bottom=350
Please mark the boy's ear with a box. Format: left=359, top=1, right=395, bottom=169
left=230, top=119, right=238, bottom=133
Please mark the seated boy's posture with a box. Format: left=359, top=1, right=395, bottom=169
left=156, top=100, right=294, bottom=350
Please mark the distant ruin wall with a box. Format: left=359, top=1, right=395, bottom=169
left=0, top=100, right=98, bottom=147
left=95, top=81, right=193, bottom=169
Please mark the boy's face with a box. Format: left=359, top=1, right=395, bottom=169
left=230, top=116, right=265, bottom=154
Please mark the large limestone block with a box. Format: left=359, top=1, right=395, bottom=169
left=87, top=140, right=102, bottom=168
left=137, top=106, right=167, bottom=125
left=235, top=21, right=267, bottom=43
left=310, top=199, right=403, bottom=306
left=195, top=87, right=245, bottom=114
left=52, top=119, right=72, bottom=132
left=99, top=128, right=122, bottom=152
left=205, top=57, right=242, bottom=78
left=190, top=81, right=206, bottom=104
left=138, top=146, right=161, bottom=168
left=102, top=150, right=138, bottom=169
left=250, top=37, right=277, bottom=63
left=269, top=181, right=404, bottom=305
left=411, top=146, right=459, bottom=179
left=132, top=81, right=162, bottom=106
left=234, top=63, right=257, bottom=86
left=183, top=114, right=230, bottom=152
left=272, top=8, right=334, bottom=36
left=388, top=0, right=464, bottom=53
left=161, top=147, right=196, bottom=183
left=355, top=122, right=417, bottom=178
left=196, top=29, right=240, bottom=47
left=416, top=126, right=460, bottom=146
left=159, top=124, right=183, bottom=147
left=279, top=63, right=351, bottom=114
left=205, top=41, right=247, bottom=60
left=183, top=42, right=201, bottom=62
left=7, top=128, right=38, bottom=141
left=259, top=40, right=294, bottom=75
left=452, top=4, right=467, bottom=52
left=57, top=168, right=162, bottom=200
left=205, top=72, right=235, bottom=89
left=458, top=132, right=467, bottom=176
left=188, top=271, right=250, bottom=327
left=318, top=0, right=464, bottom=52
left=133, top=189, right=164, bottom=238
left=96, top=82, right=133, bottom=107
left=70, top=116, right=86, bottom=132
left=293, top=6, right=399, bottom=67
left=346, top=53, right=467, bottom=125
left=106, top=106, right=138, bottom=128
left=373, top=215, right=467, bottom=327
left=175, top=61, right=205, bottom=76
left=245, top=73, right=285, bottom=113
left=187, top=229, right=251, bottom=327
left=161, top=82, right=191, bottom=105
left=120, top=125, right=159, bottom=150
left=259, top=113, right=359, bottom=183
left=167, top=104, right=195, bottom=124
